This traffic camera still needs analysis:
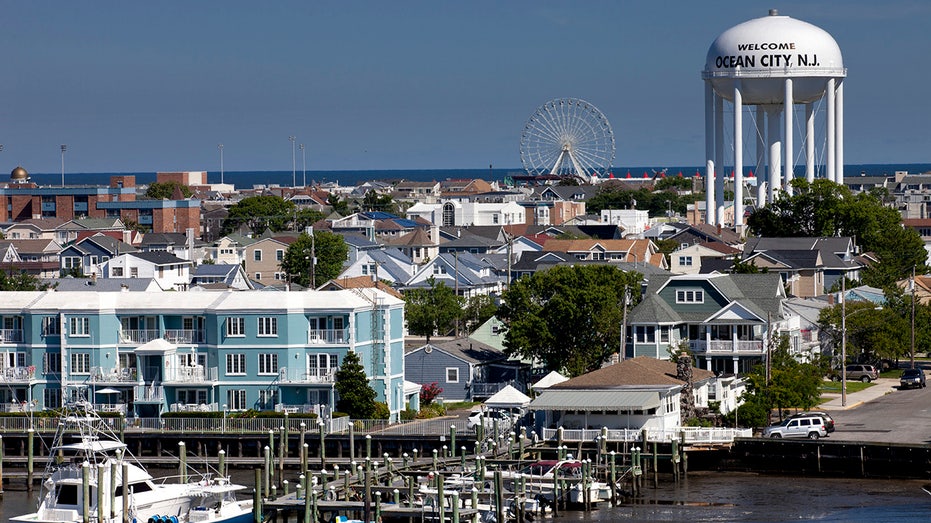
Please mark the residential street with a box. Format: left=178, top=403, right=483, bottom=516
left=819, top=378, right=931, bottom=445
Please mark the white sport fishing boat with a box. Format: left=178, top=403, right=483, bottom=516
left=493, top=459, right=611, bottom=506
left=11, top=400, right=253, bottom=523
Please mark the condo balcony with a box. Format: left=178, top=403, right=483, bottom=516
left=0, top=329, right=24, bottom=344
left=277, top=367, right=337, bottom=384
left=689, top=339, right=765, bottom=354
left=307, top=328, right=350, bottom=345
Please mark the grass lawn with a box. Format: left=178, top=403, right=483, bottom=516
left=820, top=380, right=873, bottom=394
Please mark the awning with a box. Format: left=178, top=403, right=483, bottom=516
left=530, top=390, right=661, bottom=411
left=133, top=338, right=176, bottom=355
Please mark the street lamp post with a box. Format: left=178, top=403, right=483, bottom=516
left=300, top=144, right=306, bottom=187
left=218, top=144, right=224, bottom=184
left=60, top=144, right=67, bottom=186
left=289, top=136, right=297, bottom=187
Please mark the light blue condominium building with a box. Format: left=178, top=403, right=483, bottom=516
left=0, top=289, right=406, bottom=420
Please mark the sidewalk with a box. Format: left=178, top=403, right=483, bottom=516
left=819, top=377, right=898, bottom=410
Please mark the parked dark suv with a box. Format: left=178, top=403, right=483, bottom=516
left=899, top=368, right=926, bottom=389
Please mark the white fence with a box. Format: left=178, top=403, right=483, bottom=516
left=541, top=426, right=752, bottom=444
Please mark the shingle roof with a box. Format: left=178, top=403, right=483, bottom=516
left=551, top=356, right=714, bottom=389
left=129, top=251, right=191, bottom=265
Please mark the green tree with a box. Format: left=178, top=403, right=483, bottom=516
left=746, top=179, right=927, bottom=289
left=0, top=270, right=51, bottom=291
left=280, top=231, right=348, bottom=288
left=497, top=265, right=643, bottom=377
left=404, top=278, right=463, bottom=342
left=738, top=335, right=825, bottom=426
left=294, top=208, right=325, bottom=231
left=221, top=196, right=296, bottom=236
left=145, top=181, right=193, bottom=200
left=327, top=194, right=350, bottom=216
left=334, top=351, right=377, bottom=419
left=730, top=254, right=767, bottom=274
left=361, top=190, right=398, bottom=214
left=462, top=294, right=498, bottom=334
left=817, top=295, right=913, bottom=364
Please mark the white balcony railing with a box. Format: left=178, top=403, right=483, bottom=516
left=690, top=339, right=764, bottom=354
left=163, top=366, right=218, bottom=383
left=169, top=402, right=219, bottom=413
left=134, top=384, right=165, bottom=403
left=90, top=367, right=137, bottom=383
left=307, top=329, right=350, bottom=345
left=277, top=367, right=336, bottom=384
left=163, top=329, right=206, bottom=344
left=119, top=329, right=160, bottom=344
left=0, top=329, right=24, bottom=343
left=0, top=366, right=35, bottom=382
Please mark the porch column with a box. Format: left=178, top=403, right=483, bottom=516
left=732, top=325, right=738, bottom=353
left=733, top=357, right=739, bottom=375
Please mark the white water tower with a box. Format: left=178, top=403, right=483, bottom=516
left=702, top=9, right=846, bottom=229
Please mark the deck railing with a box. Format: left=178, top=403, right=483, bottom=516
left=541, top=426, right=752, bottom=443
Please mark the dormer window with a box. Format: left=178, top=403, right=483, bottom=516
left=676, top=289, right=704, bottom=304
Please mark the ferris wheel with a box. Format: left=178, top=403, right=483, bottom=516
left=520, top=98, right=615, bottom=183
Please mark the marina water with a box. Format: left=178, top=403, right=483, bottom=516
left=3, top=471, right=929, bottom=522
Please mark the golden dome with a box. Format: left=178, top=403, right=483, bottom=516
left=11, top=166, right=29, bottom=180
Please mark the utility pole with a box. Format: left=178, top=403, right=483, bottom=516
left=841, top=277, right=847, bottom=407
left=911, top=265, right=916, bottom=369
left=620, top=285, right=630, bottom=361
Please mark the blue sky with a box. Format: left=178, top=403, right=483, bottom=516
left=4, top=1, right=931, bottom=174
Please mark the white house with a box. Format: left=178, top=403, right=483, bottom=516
left=101, top=251, right=194, bottom=291
left=530, top=357, right=716, bottom=433
left=406, top=200, right=526, bottom=227
left=601, top=209, right=651, bottom=236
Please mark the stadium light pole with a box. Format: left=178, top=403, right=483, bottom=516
left=300, top=144, right=306, bottom=187
left=60, top=144, right=67, bottom=186
left=289, top=136, right=296, bottom=187
left=218, top=144, right=224, bottom=184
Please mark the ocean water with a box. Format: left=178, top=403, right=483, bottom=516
left=17, top=163, right=931, bottom=189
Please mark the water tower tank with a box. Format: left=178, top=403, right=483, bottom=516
left=703, top=9, right=845, bottom=104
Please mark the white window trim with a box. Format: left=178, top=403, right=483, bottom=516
left=258, top=353, right=278, bottom=375
left=446, top=367, right=459, bottom=384
left=69, top=317, right=90, bottom=337
left=226, top=353, right=246, bottom=376
left=257, top=317, right=278, bottom=337
left=226, top=317, right=245, bottom=337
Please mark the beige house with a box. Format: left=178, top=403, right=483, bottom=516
left=542, top=238, right=669, bottom=270
left=669, top=241, right=741, bottom=275
left=243, top=236, right=298, bottom=284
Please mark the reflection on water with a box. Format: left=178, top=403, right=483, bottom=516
left=557, top=472, right=931, bottom=522
left=2, top=470, right=929, bottom=522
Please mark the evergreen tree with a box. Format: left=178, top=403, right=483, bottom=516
left=334, top=351, right=377, bottom=419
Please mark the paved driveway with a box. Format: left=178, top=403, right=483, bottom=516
left=824, top=378, right=931, bottom=445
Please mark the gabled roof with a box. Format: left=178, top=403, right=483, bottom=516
left=433, top=337, right=508, bottom=365
left=80, top=234, right=137, bottom=255
left=629, top=273, right=784, bottom=325
left=550, top=356, right=714, bottom=389
left=323, top=275, right=404, bottom=299
left=127, top=251, right=192, bottom=266
left=386, top=227, right=435, bottom=248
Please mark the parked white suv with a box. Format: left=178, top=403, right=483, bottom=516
left=762, top=415, right=828, bottom=440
